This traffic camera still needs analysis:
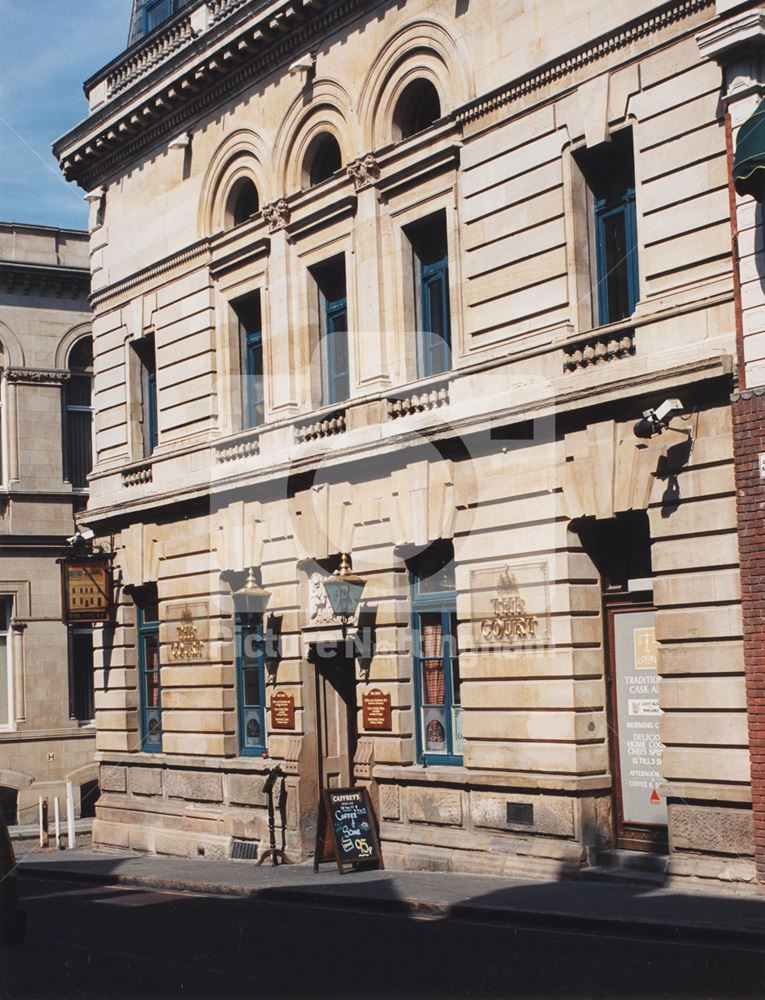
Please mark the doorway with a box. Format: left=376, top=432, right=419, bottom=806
left=575, top=512, right=668, bottom=853
left=605, top=601, right=668, bottom=851
left=313, top=644, right=357, bottom=789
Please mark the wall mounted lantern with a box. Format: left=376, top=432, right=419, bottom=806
left=322, top=552, right=366, bottom=629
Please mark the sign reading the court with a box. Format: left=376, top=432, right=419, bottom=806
left=471, top=563, right=550, bottom=648
left=61, top=557, right=112, bottom=624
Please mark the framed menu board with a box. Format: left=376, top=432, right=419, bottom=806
left=61, top=557, right=112, bottom=624
left=314, top=786, right=383, bottom=874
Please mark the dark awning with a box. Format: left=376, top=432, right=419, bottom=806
left=734, top=97, right=765, bottom=200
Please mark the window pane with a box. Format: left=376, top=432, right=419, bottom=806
left=419, top=613, right=445, bottom=706
left=242, top=667, right=261, bottom=708
left=422, top=708, right=447, bottom=753
left=0, top=636, right=7, bottom=726
left=602, top=210, right=630, bottom=323
left=143, top=635, right=160, bottom=707
left=71, top=630, right=94, bottom=721
left=66, top=409, right=93, bottom=488
left=66, top=373, right=92, bottom=407
left=243, top=708, right=262, bottom=749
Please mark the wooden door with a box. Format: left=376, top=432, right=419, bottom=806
left=314, top=648, right=357, bottom=789
left=605, top=603, right=668, bottom=852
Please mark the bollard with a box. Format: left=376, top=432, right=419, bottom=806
left=53, top=796, right=62, bottom=850
left=39, top=797, right=49, bottom=849
left=66, top=781, right=75, bottom=850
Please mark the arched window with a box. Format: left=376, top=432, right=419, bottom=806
left=64, top=337, right=94, bottom=489
left=393, top=79, right=441, bottom=140
left=227, top=177, right=259, bottom=228
left=303, top=133, right=342, bottom=188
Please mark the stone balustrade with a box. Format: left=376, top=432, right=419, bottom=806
left=562, top=329, right=635, bottom=373
left=214, top=428, right=261, bottom=464
left=387, top=382, right=450, bottom=420
left=122, top=463, right=153, bottom=487
left=294, top=410, right=347, bottom=443
left=107, top=14, right=196, bottom=97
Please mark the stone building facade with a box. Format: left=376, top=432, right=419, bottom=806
left=0, top=223, right=96, bottom=827
left=54, top=0, right=759, bottom=886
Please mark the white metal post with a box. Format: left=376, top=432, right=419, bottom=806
left=54, top=796, right=61, bottom=850
left=66, top=781, right=75, bottom=850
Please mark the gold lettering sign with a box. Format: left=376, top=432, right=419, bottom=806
left=170, top=606, right=204, bottom=660
left=61, top=558, right=111, bottom=624
left=480, top=567, right=538, bottom=643
left=362, top=689, right=392, bottom=731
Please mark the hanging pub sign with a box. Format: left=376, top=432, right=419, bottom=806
left=314, top=786, right=383, bottom=874
left=61, top=556, right=112, bottom=624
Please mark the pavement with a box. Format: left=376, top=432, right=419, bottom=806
left=13, top=845, right=765, bottom=949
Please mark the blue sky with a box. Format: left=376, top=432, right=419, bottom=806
left=0, top=0, right=133, bottom=230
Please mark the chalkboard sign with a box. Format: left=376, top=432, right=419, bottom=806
left=314, top=786, right=384, bottom=874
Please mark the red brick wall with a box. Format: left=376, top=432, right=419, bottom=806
left=732, top=387, right=765, bottom=882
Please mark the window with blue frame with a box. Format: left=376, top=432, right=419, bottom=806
left=409, top=542, right=462, bottom=765
left=405, top=212, right=452, bottom=378
left=312, top=256, right=349, bottom=406
left=234, top=293, right=265, bottom=428
left=133, top=334, right=158, bottom=456
left=136, top=589, right=161, bottom=752
left=578, top=129, right=639, bottom=327
left=235, top=612, right=267, bottom=755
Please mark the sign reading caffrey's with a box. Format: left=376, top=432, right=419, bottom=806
left=471, top=561, right=550, bottom=648
left=61, top=557, right=112, bottom=624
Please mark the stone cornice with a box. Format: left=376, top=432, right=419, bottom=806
left=56, top=0, right=715, bottom=190
left=4, top=368, right=70, bottom=386
left=0, top=261, right=90, bottom=300
left=697, top=7, right=765, bottom=62
left=90, top=238, right=212, bottom=309
left=457, top=0, right=715, bottom=125
left=55, top=0, right=367, bottom=189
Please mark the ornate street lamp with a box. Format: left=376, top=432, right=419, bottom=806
left=322, top=552, right=366, bottom=629
left=233, top=566, right=272, bottom=615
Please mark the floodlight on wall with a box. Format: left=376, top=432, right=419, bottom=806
left=322, top=552, right=367, bottom=629
left=233, top=566, right=272, bottom=615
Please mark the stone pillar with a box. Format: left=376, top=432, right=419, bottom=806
left=349, top=160, right=390, bottom=392
left=4, top=374, right=19, bottom=484
left=11, top=620, right=26, bottom=722
left=699, top=6, right=765, bottom=881
left=265, top=218, right=300, bottom=416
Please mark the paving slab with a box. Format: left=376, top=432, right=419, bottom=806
left=15, top=846, right=765, bottom=948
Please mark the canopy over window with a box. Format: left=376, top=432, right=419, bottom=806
left=734, top=97, right=765, bottom=200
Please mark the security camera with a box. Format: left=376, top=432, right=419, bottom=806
left=289, top=53, right=315, bottom=76
left=66, top=528, right=95, bottom=546
left=633, top=399, right=685, bottom=439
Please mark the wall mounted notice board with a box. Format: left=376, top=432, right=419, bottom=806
left=314, top=786, right=384, bottom=874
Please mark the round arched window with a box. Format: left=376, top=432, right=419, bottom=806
left=303, top=133, right=342, bottom=188
left=65, top=336, right=94, bottom=490
left=227, top=178, right=260, bottom=228
left=393, top=79, right=441, bottom=140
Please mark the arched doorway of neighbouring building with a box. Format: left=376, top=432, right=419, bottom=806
left=573, top=511, right=668, bottom=854
left=0, top=786, right=18, bottom=827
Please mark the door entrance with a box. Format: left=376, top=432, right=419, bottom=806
left=313, top=646, right=357, bottom=789
left=606, top=602, right=668, bottom=851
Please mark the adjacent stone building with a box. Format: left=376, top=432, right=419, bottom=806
left=0, top=222, right=96, bottom=827
left=54, top=0, right=761, bottom=886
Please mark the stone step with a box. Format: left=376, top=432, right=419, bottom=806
left=596, top=849, right=669, bottom=875
left=577, top=865, right=667, bottom=888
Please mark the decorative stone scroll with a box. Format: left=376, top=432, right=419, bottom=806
left=471, top=562, right=550, bottom=649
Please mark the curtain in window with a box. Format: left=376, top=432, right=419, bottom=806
left=421, top=617, right=445, bottom=704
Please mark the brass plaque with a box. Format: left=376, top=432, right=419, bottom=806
left=270, top=691, right=295, bottom=730
left=61, top=558, right=111, bottom=624
left=362, top=688, right=392, bottom=731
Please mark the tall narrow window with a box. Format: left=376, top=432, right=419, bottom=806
left=236, top=612, right=266, bottom=756
left=133, top=335, right=158, bottom=456
left=406, top=212, right=452, bottom=378
left=0, top=600, right=10, bottom=728
left=576, top=130, right=639, bottom=327
left=312, top=256, right=349, bottom=406
left=409, top=542, right=462, bottom=765
left=234, top=293, right=264, bottom=428
left=64, top=337, right=94, bottom=489
left=69, top=626, right=94, bottom=722
left=136, top=589, right=161, bottom=752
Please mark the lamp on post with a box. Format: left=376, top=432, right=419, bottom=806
left=322, top=552, right=367, bottom=634
left=233, top=566, right=272, bottom=615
